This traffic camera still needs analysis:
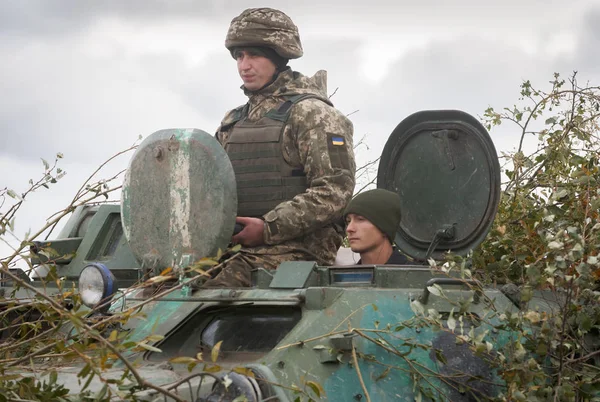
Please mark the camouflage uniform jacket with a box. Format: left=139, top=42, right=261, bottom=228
left=216, top=68, right=356, bottom=266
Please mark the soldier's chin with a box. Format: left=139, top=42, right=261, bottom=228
left=243, top=80, right=260, bottom=91
left=348, top=244, right=364, bottom=254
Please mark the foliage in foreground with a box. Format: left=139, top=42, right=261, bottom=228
left=473, top=72, right=600, bottom=401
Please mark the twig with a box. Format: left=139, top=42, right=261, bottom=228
left=355, top=177, right=377, bottom=195
left=70, top=146, right=136, bottom=206
left=355, top=158, right=380, bottom=175
left=276, top=330, right=347, bottom=350
left=351, top=330, right=371, bottom=402
left=0, top=268, right=184, bottom=401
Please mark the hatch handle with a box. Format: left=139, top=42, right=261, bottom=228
left=432, top=129, right=458, bottom=170
left=419, top=277, right=481, bottom=304
left=424, top=225, right=456, bottom=260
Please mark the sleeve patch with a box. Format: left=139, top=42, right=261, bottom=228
left=327, top=134, right=350, bottom=170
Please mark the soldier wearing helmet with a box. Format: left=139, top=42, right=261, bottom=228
left=203, top=8, right=356, bottom=287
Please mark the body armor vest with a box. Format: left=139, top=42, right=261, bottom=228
left=224, top=94, right=320, bottom=217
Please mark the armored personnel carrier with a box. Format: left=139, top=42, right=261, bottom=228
left=2, top=111, right=549, bottom=401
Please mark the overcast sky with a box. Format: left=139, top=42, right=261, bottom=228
left=1, top=0, right=599, bottom=256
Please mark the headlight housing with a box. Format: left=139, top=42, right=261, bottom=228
left=78, top=263, right=116, bottom=310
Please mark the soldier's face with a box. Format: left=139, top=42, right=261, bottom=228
left=235, top=50, right=277, bottom=91
left=345, top=214, right=388, bottom=254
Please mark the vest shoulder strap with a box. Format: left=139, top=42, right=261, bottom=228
left=218, top=104, right=249, bottom=133
left=264, top=94, right=328, bottom=122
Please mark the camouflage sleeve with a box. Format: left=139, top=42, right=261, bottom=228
left=262, top=99, right=356, bottom=245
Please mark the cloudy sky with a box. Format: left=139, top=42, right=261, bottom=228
left=1, top=0, right=599, bottom=256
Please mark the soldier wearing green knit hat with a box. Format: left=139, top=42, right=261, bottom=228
left=344, top=189, right=410, bottom=265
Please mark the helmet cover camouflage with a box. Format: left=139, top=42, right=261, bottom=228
left=225, top=8, right=303, bottom=59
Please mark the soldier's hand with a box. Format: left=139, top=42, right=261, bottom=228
left=232, top=217, right=265, bottom=247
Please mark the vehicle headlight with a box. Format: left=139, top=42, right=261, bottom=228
left=78, top=263, right=116, bottom=309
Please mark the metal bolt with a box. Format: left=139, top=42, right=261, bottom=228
left=354, top=394, right=363, bottom=400
left=415, top=328, right=421, bottom=333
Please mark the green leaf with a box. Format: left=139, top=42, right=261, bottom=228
left=41, top=158, right=50, bottom=170
left=553, top=189, right=568, bottom=200
left=547, top=241, right=564, bottom=250
left=427, top=284, right=443, bottom=297
left=232, top=367, right=255, bottom=377
left=169, top=356, right=198, bottom=364
left=0, top=374, right=21, bottom=381
left=447, top=309, right=456, bottom=332
left=146, top=334, right=165, bottom=342
left=580, top=313, right=592, bottom=332
left=575, top=175, right=594, bottom=185
left=49, top=370, right=58, bottom=385
left=590, top=198, right=600, bottom=211
left=195, top=258, right=219, bottom=267
left=211, top=340, right=223, bottom=363
left=6, top=189, right=20, bottom=200
left=203, top=364, right=222, bottom=373
left=77, top=364, right=91, bottom=379
left=138, top=343, right=162, bottom=353
left=410, top=299, right=425, bottom=315
left=147, top=275, right=172, bottom=284
left=306, top=380, right=324, bottom=398
left=94, top=384, right=108, bottom=401
left=434, top=349, right=447, bottom=365
left=81, top=371, right=96, bottom=392
left=108, top=330, right=118, bottom=342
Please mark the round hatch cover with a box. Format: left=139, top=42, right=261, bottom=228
left=121, top=129, right=237, bottom=271
left=377, top=110, right=501, bottom=260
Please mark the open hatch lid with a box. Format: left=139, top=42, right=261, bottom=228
left=121, top=129, right=237, bottom=270
left=377, top=110, right=501, bottom=261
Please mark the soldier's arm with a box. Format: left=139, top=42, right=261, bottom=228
left=262, top=101, right=356, bottom=245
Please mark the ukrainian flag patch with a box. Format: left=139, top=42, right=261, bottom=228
left=327, top=133, right=350, bottom=169
left=331, top=136, right=345, bottom=146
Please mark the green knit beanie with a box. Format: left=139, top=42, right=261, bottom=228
left=343, top=189, right=401, bottom=242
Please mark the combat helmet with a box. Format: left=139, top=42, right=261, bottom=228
left=225, top=8, right=303, bottom=59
